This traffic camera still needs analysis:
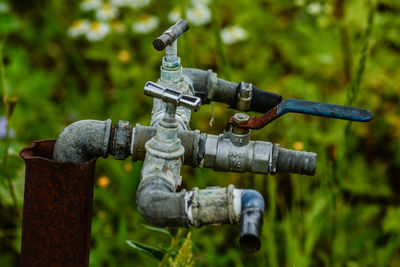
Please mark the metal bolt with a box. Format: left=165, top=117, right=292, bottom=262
left=233, top=113, right=249, bottom=124
left=232, top=113, right=250, bottom=136
left=239, top=83, right=252, bottom=98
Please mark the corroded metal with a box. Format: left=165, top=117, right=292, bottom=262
left=188, top=185, right=241, bottom=227
left=153, top=19, right=189, bottom=51
left=226, top=106, right=278, bottom=130
left=226, top=99, right=373, bottom=130
left=20, top=18, right=374, bottom=258
left=20, top=140, right=96, bottom=267
left=110, top=120, right=132, bottom=160
left=53, top=119, right=112, bottom=162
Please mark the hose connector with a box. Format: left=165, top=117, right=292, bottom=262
left=271, top=144, right=316, bottom=175
left=239, top=189, right=264, bottom=252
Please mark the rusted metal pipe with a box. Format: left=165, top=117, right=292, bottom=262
left=20, top=140, right=96, bottom=267
left=226, top=99, right=373, bottom=130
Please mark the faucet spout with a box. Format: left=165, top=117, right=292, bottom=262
left=53, top=119, right=133, bottom=162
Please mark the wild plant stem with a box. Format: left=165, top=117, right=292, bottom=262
left=159, top=228, right=183, bottom=267
left=334, top=0, right=353, bottom=84
left=211, top=0, right=231, bottom=80
left=338, top=0, right=375, bottom=190
left=0, top=35, right=21, bottom=218
left=346, top=0, right=375, bottom=106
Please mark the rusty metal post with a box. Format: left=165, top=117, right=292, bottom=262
left=19, top=140, right=96, bottom=267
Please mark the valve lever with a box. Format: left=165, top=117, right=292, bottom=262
left=227, top=99, right=373, bottom=130
left=144, top=81, right=201, bottom=110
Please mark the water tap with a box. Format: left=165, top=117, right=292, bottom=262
left=50, top=19, right=373, bottom=253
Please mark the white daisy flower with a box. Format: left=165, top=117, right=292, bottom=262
left=186, top=4, right=211, bottom=26
left=96, top=4, right=119, bottom=21
left=80, top=0, right=102, bottom=11
left=86, top=22, right=110, bottom=41
left=221, top=25, right=247, bottom=45
left=0, top=2, right=10, bottom=13
left=306, top=2, right=323, bottom=15
left=130, top=0, right=151, bottom=9
left=190, top=0, right=210, bottom=5
left=67, top=19, right=90, bottom=38
left=132, top=15, right=158, bottom=34
left=168, top=6, right=182, bottom=23
left=111, top=0, right=130, bottom=7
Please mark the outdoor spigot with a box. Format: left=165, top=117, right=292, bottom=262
left=144, top=81, right=201, bottom=146
left=153, top=20, right=190, bottom=90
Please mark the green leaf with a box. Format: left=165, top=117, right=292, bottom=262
left=140, top=224, right=173, bottom=239
left=126, top=240, right=164, bottom=261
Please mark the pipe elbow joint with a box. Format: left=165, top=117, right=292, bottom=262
left=53, top=119, right=112, bottom=162
left=136, top=179, right=187, bottom=227
left=240, top=189, right=265, bottom=253
left=241, top=189, right=265, bottom=211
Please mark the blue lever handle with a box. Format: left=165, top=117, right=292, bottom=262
left=278, top=99, right=373, bottom=122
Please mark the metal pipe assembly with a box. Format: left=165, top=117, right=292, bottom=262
left=20, top=19, right=373, bottom=264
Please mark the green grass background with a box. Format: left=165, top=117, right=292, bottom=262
left=1, top=0, right=400, bottom=266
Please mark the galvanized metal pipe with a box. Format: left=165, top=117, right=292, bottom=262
left=131, top=124, right=316, bottom=175
left=166, top=40, right=177, bottom=61
left=53, top=119, right=133, bottom=162
left=182, top=68, right=282, bottom=112
left=53, top=119, right=112, bottom=162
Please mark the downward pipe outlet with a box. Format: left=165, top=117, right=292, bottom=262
left=53, top=119, right=112, bottom=162
left=137, top=148, right=266, bottom=251
left=53, top=119, right=133, bottom=162
left=240, top=190, right=265, bottom=252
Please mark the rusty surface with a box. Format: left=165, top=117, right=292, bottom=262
left=19, top=140, right=96, bottom=267
left=108, top=124, right=115, bottom=153
left=226, top=106, right=279, bottom=131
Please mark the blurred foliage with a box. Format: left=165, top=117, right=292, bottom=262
left=1, top=0, right=400, bottom=266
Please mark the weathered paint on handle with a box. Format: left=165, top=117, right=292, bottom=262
left=278, top=99, right=373, bottom=122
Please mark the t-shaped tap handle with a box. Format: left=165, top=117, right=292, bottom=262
left=152, top=19, right=189, bottom=51
left=144, top=81, right=201, bottom=110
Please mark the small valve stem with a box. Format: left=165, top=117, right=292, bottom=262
left=165, top=40, right=177, bottom=62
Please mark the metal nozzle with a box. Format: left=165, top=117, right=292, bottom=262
left=239, top=190, right=264, bottom=253
left=153, top=19, right=189, bottom=51
left=240, top=207, right=263, bottom=252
